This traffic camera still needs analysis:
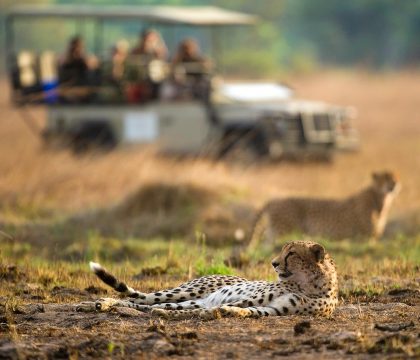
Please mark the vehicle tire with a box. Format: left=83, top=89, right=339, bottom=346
left=70, top=121, right=117, bottom=154
left=218, top=128, right=263, bottom=164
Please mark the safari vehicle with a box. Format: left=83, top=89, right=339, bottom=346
left=5, top=5, right=359, bottom=158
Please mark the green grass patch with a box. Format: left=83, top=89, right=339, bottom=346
left=1, top=222, right=418, bottom=302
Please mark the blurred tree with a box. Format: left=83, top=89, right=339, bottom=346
left=281, top=0, right=420, bottom=67
left=1, top=0, right=420, bottom=75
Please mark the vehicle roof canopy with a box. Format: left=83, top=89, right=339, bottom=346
left=8, top=5, right=258, bottom=26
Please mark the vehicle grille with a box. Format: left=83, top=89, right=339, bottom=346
left=268, top=116, right=303, bottom=145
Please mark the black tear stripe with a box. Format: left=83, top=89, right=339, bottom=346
left=283, top=252, right=293, bottom=274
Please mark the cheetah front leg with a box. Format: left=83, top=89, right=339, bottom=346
left=218, top=294, right=300, bottom=318
left=102, top=299, right=210, bottom=313
left=75, top=298, right=136, bottom=312
left=151, top=298, right=251, bottom=311
left=76, top=297, right=246, bottom=314
left=219, top=305, right=284, bottom=318
left=150, top=300, right=251, bottom=320
left=247, top=212, right=276, bottom=252
left=151, top=307, right=221, bottom=320
left=150, top=305, right=253, bottom=320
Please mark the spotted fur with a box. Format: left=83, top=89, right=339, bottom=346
left=77, top=241, right=338, bottom=320
left=248, top=171, right=400, bottom=251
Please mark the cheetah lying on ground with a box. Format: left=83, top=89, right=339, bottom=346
left=76, top=240, right=338, bottom=319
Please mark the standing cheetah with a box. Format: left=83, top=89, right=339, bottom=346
left=76, top=240, right=338, bottom=319
left=248, top=171, right=401, bottom=251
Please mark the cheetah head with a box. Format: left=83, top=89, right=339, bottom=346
left=371, top=170, right=401, bottom=196
left=271, top=240, right=337, bottom=294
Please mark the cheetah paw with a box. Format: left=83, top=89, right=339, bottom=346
left=75, top=301, right=96, bottom=312
left=190, top=308, right=218, bottom=321
left=151, top=308, right=170, bottom=319
left=219, top=305, right=251, bottom=318
left=94, top=298, right=121, bottom=311
left=218, top=306, right=232, bottom=317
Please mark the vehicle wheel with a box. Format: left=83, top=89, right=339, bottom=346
left=70, top=121, right=117, bottom=154
left=218, top=131, right=260, bottom=164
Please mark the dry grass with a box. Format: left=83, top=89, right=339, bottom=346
left=1, top=70, right=420, bottom=217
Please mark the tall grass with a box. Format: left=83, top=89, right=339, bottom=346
left=1, top=71, right=420, bottom=218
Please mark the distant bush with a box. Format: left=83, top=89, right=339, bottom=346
left=222, top=48, right=280, bottom=78
left=221, top=46, right=319, bottom=78
left=286, top=49, right=319, bottom=74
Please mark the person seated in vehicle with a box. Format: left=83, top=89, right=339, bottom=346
left=59, top=36, right=88, bottom=85
left=96, top=40, right=129, bottom=103
left=111, top=39, right=129, bottom=82
left=131, top=28, right=168, bottom=61
left=172, top=38, right=212, bottom=100
left=127, top=29, right=168, bottom=101
left=58, top=36, right=99, bottom=102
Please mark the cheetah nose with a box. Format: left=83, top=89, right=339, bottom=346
left=271, top=261, right=280, bottom=268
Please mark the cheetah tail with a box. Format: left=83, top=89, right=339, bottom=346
left=89, top=262, right=143, bottom=297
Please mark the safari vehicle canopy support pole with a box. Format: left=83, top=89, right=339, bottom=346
left=4, top=15, right=14, bottom=63
left=94, top=19, right=104, bottom=57
left=4, top=14, right=16, bottom=102
left=210, top=25, right=224, bottom=75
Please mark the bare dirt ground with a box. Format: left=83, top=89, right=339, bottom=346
left=0, top=71, right=419, bottom=359
left=1, top=276, right=419, bottom=360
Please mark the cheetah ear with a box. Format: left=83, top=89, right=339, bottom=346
left=310, top=244, right=325, bottom=262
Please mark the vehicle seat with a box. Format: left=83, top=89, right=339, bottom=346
left=17, top=51, right=38, bottom=88
left=172, top=62, right=212, bottom=101
left=39, top=51, right=59, bottom=103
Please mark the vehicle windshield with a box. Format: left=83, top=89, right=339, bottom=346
left=219, top=83, right=293, bottom=103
